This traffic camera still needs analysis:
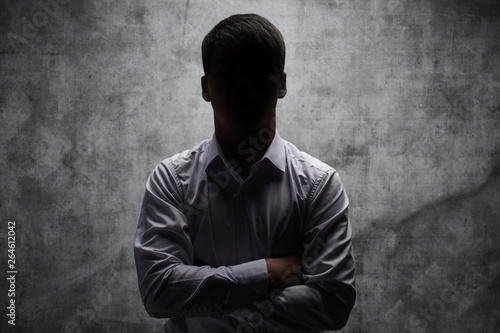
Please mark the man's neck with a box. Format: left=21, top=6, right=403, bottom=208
left=215, top=124, right=276, bottom=180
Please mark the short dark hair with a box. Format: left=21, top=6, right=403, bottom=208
left=201, top=14, right=286, bottom=75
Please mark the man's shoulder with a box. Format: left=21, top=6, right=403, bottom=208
left=282, top=139, right=335, bottom=175
left=152, top=139, right=211, bottom=182
left=161, top=139, right=211, bottom=166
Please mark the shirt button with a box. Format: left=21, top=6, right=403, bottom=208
left=240, top=223, right=244, bottom=228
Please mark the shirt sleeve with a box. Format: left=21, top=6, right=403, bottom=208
left=229, top=170, right=356, bottom=332
left=133, top=162, right=269, bottom=318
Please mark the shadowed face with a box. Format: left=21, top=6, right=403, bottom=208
left=202, top=45, right=287, bottom=133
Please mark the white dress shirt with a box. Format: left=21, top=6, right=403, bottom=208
left=134, top=131, right=356, bottom=332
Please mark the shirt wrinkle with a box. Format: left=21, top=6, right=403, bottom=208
left=165, top=162, right=185, bottom=203
left=306, top=172, right=329, bottom=207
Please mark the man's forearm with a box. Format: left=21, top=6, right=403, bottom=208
left=136, top=257, right=269, bottom=318
left=229, top=282, right=354, bottom=332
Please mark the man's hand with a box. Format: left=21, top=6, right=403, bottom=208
left=265, top=255, right=303, bottom=288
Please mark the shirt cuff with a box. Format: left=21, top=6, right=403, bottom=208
left=231, top=258, right=269, bottom=298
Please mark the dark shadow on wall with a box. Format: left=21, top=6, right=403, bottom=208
left=354, top=157, right=500, bottom=332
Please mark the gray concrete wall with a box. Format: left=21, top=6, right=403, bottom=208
left=1, top=0, right=499, bottom=332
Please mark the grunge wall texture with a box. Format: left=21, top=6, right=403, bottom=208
left=0, top=0, right=499, bottom=332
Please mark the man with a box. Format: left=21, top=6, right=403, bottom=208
left=134, top=13, right=355, bottom=332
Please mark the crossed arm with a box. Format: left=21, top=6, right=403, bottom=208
left=134, top=163, right=355, bottom=331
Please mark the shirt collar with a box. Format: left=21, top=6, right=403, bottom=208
left=204, top=132, right=223, bottom=170
left=258, top=130, right=286, bottom=173
left=204, top=130, right=286, bottom=174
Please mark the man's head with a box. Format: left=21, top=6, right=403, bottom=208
left=201, top=14, right=287, bottom=136
left=201, top=13, right=286, bottom=77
